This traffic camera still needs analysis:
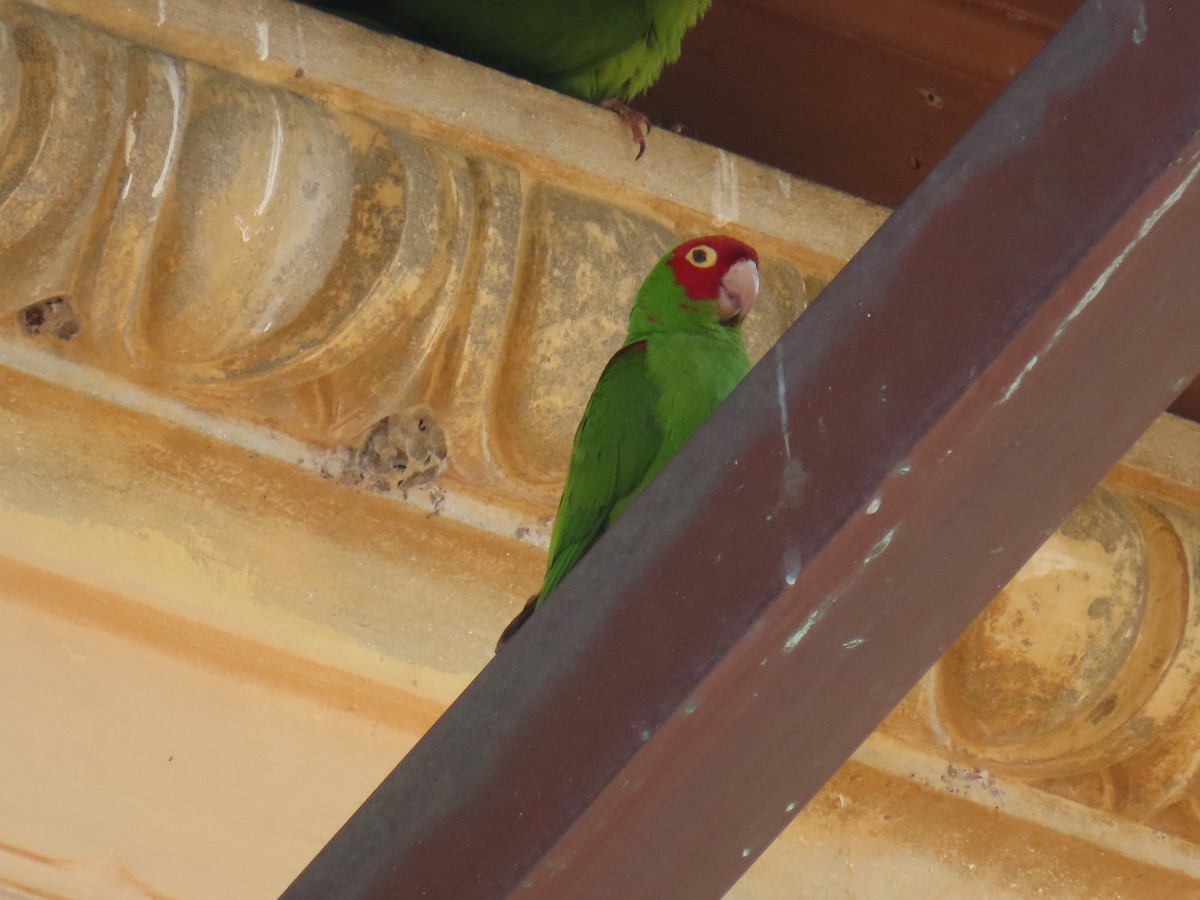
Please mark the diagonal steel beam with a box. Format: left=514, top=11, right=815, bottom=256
left=283, top=1, right=1200, bottom=897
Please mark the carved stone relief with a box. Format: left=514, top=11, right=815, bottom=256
left=885, top=484, right=1200, bottom=842
left=4, top=0, right=1200, bottom=892
left=0, top=0, right=821, bottom=513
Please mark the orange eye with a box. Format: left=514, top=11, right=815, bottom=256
left=687, top=245, right=718, bottom=268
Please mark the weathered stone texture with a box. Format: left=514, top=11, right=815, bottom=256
left=2, top=0, right=1200, bottom=897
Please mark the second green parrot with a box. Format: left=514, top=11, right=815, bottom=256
left=301, top=0, right=712, bottom=154
left=499, top=234, right=760, bottom=648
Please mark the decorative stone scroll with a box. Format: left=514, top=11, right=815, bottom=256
left=4, top=0, right=1200, bottom=893
left=884, top=478, right=1200, bottom=843
left=0, top=0, right=831, bottom=509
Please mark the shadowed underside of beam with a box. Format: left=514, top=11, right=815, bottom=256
left=283, top=1, right=1200, bottom=897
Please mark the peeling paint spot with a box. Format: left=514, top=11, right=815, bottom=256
left=1000, top=152, right=1193, bottom=407
left=990, top=545, right=1006, bottom=554
left=782, top=547, right=802, bottom=586
left=784, top=598, right=831, bottom=652
left=152, top=64, right=183, bottom=199
left=783, top=531, right=894, bottom=653
left=1080, top=165, right=1200, bottom=314
left=866, top=528, right=896, bottom=563
left=1008, top=149, right=1200, bottom=396
left=774, top=347, right=792, bottom=461
left=1001, top=354, right=1040, bottom=404
left=741, top=848, right=752, bottom=858
left=255, top=104, right=285, bottom=216
left=784, top=618, right=814, bottom=652
left=713, top=149, right=740, bottom=225
left=786, top=801, right=797, bottom=813
left=124, top=117, right=137, bottom=165
left=897, top=463, right=911, bottom=475
left=256, top=21, right=270, bottom=60
left=843, top=636, right=867, bottom=649
left=121, top=110, right=139, bottom=191
left=1174, top=375, right=1190, bottom=393
left=640, top=729, right=650, bottom=742
left=781, top=458, right=807, bottom=505
left=683, top=699, right=700, bottom=715
left=1133, top=4, right=1147, bottom=43
left=866, top=497, right=881, bottom=515
left=291, top=2, right=310, bottom=69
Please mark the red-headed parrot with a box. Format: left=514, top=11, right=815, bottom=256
left=301, top=0, right=713, bottom=155
left=498, top=235, right=760, bottom=648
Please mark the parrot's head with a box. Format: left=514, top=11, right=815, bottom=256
left=665, top=235, right=760, bottom=326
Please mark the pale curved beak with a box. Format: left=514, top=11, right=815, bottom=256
left=717, top=258, right=760, bottom=325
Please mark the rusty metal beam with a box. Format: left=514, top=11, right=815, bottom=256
left=283, top=2, right=1200, bottom=897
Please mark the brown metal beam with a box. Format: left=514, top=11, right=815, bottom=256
left=641, top=0, right=1082, bottom=206
left=283, top=1, right=1200, bottom=897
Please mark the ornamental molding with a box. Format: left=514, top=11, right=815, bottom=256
left=1, top=0, right=856, bottom=513
left=3, top=0, right=1200, bottom=894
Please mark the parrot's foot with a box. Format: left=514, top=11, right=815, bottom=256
left=600, top=98, right=651, bottom=160
left=496, top=593, right=539, bottom=652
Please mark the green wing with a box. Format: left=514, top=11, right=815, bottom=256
left=538, top=340, right=662, bottom=605
left=311, top=1, right=644, bottom=86
left=401, top=1, right=649, bottom=90
left=305, top=1, right=710, bottom=101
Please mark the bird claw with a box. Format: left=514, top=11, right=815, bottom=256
left=600, top=98, right=651, bottom=160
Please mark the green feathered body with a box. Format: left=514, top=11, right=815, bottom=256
left=308, top=0, right=712, bottom=102
left=537, top=247, right=751, bottom=606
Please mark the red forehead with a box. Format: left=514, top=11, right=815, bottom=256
left=666, top=235, right=759, bottom=300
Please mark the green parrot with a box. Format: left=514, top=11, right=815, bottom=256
left=498, top=235, right=760, bottom=649
left=300, top=0, right=713, bottom=155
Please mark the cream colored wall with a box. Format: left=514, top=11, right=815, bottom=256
left=2, top=0, right=1200, bottom=897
